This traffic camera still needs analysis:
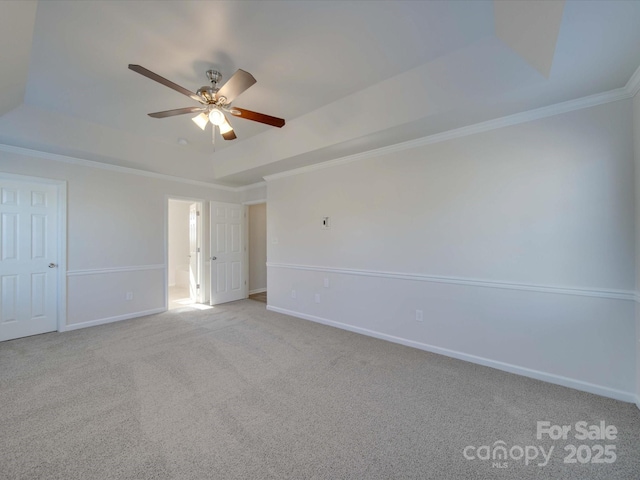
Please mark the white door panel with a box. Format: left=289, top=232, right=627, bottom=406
left=210, top=202, right=246, bottom=305
left=0, top=180, right=59, bottom=341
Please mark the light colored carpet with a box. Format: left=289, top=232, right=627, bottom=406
left=0, top=299, right=638, bottom=479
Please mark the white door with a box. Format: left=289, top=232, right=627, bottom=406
left=0, top=179, right=59, bottom=341
left=210, top=202, right=246, bottom=305
left=188, top=203, right=200, bottom=303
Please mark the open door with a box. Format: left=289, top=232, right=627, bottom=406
left=188, top=203, right=200, bottom=303
left=210, top=202, right=246, bottom=305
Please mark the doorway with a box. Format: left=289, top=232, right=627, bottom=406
left=247, top=202, right=267, bottom=304
left=167, top=198, right=203, bottom=310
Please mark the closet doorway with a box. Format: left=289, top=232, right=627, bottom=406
left=247, top=202, right=267, bottom=304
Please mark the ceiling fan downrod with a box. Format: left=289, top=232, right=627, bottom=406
left=197, top=69, right=222, bottom=103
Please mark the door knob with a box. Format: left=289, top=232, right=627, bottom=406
left=211, top=256, right=217, bottom=260
left=48, top=263, right=57, bottom=268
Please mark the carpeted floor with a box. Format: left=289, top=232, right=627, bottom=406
left=0, top=299, right=638, bottom=479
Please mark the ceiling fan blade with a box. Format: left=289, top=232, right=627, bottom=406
left=231, top=107, right=285, bottom=128
left=148, top=106, right=206, bottom=118
left=215, top=69, right=256, bottom=103
left=128, top=64, right=206, bottom=104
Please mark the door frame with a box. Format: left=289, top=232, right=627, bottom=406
left=0, top=172, right=67, bottom=332
left=165, top=196, right=207, bottom=308
left=243, top=198, right=267, bottom=299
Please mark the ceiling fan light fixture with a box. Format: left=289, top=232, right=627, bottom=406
left=219, top=118, right=233, bottom=135
left=192, top=112, right=209, bottom=130
left=208, top=108, right=225, bottom=126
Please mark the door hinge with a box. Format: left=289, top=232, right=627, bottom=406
left=196, top=284, right=200, bottom=289
left=197, top=247, right=200, bottom=252
left=196, top=211, right=200, bottom=216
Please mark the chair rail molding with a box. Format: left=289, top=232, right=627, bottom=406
left=267, top=263, right=636, bottom=301
left=67, top=264, right=166, bottom=276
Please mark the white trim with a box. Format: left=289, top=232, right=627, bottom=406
left=267, top=263, right=635, bottom=302
left=267, top=305, right=635, bottom=403
left=626, top=64, right=640, bottom=97
left=0, top=172, right=68, bottom=333
left=0, top=143, right=237, bottom=191
left=249, top=288, right=267, bottom=295
left=66, top=264, right=165, bottom=276
left=243, top=199, right=267, bottom=206
left=236, top=181, right=266, bottom=192
left=264, top=89, right=632, bottom=183
left=62, top=307, right=166, bottom=332
left=57, top=180, right=67, bottom=333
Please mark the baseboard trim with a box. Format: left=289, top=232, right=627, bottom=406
left=267, top=305, right=636, bottom=403
left=62, top=307, right=166, bottom=332
left=249, top=288, right=267, bottom=295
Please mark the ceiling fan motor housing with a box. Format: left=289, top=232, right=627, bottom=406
left=197, top=70, right=224, bottom=103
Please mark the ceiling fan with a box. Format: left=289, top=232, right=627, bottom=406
left=128, top=64, right=285, bottom=143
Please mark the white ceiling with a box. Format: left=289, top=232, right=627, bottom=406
left=1, top=0, right=640, bottom=186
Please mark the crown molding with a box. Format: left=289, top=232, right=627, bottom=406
left=0, top=143, right=239, bottom=192
left=264, top=86, right=633, bottom=182
left=626, top=64, right=640, bottom=98
left=236, top=181, right=266, bottom=192
left=3, top=62, right=639, bottom=188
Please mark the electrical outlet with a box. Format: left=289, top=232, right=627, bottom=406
left=126, top=291, right=134, bottom=301
left=315, top=293, right=321, bottom=303
left=415, top=309, right=423, bottom=322
left=324, top=278, right=330, bottom=288
left=291, top=289, right=297, bottom=299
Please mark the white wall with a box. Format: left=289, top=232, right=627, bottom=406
left=0, top=150, right=237, bottom=328
left=267, top=99, right=636, bottom=401
left=168, top=200, right=190, bottom=287
left=634, top=92, right=640, bottom=408
left=240, top=182, right=267, bottom=205
left=248, top=203, right=267, bottom=293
